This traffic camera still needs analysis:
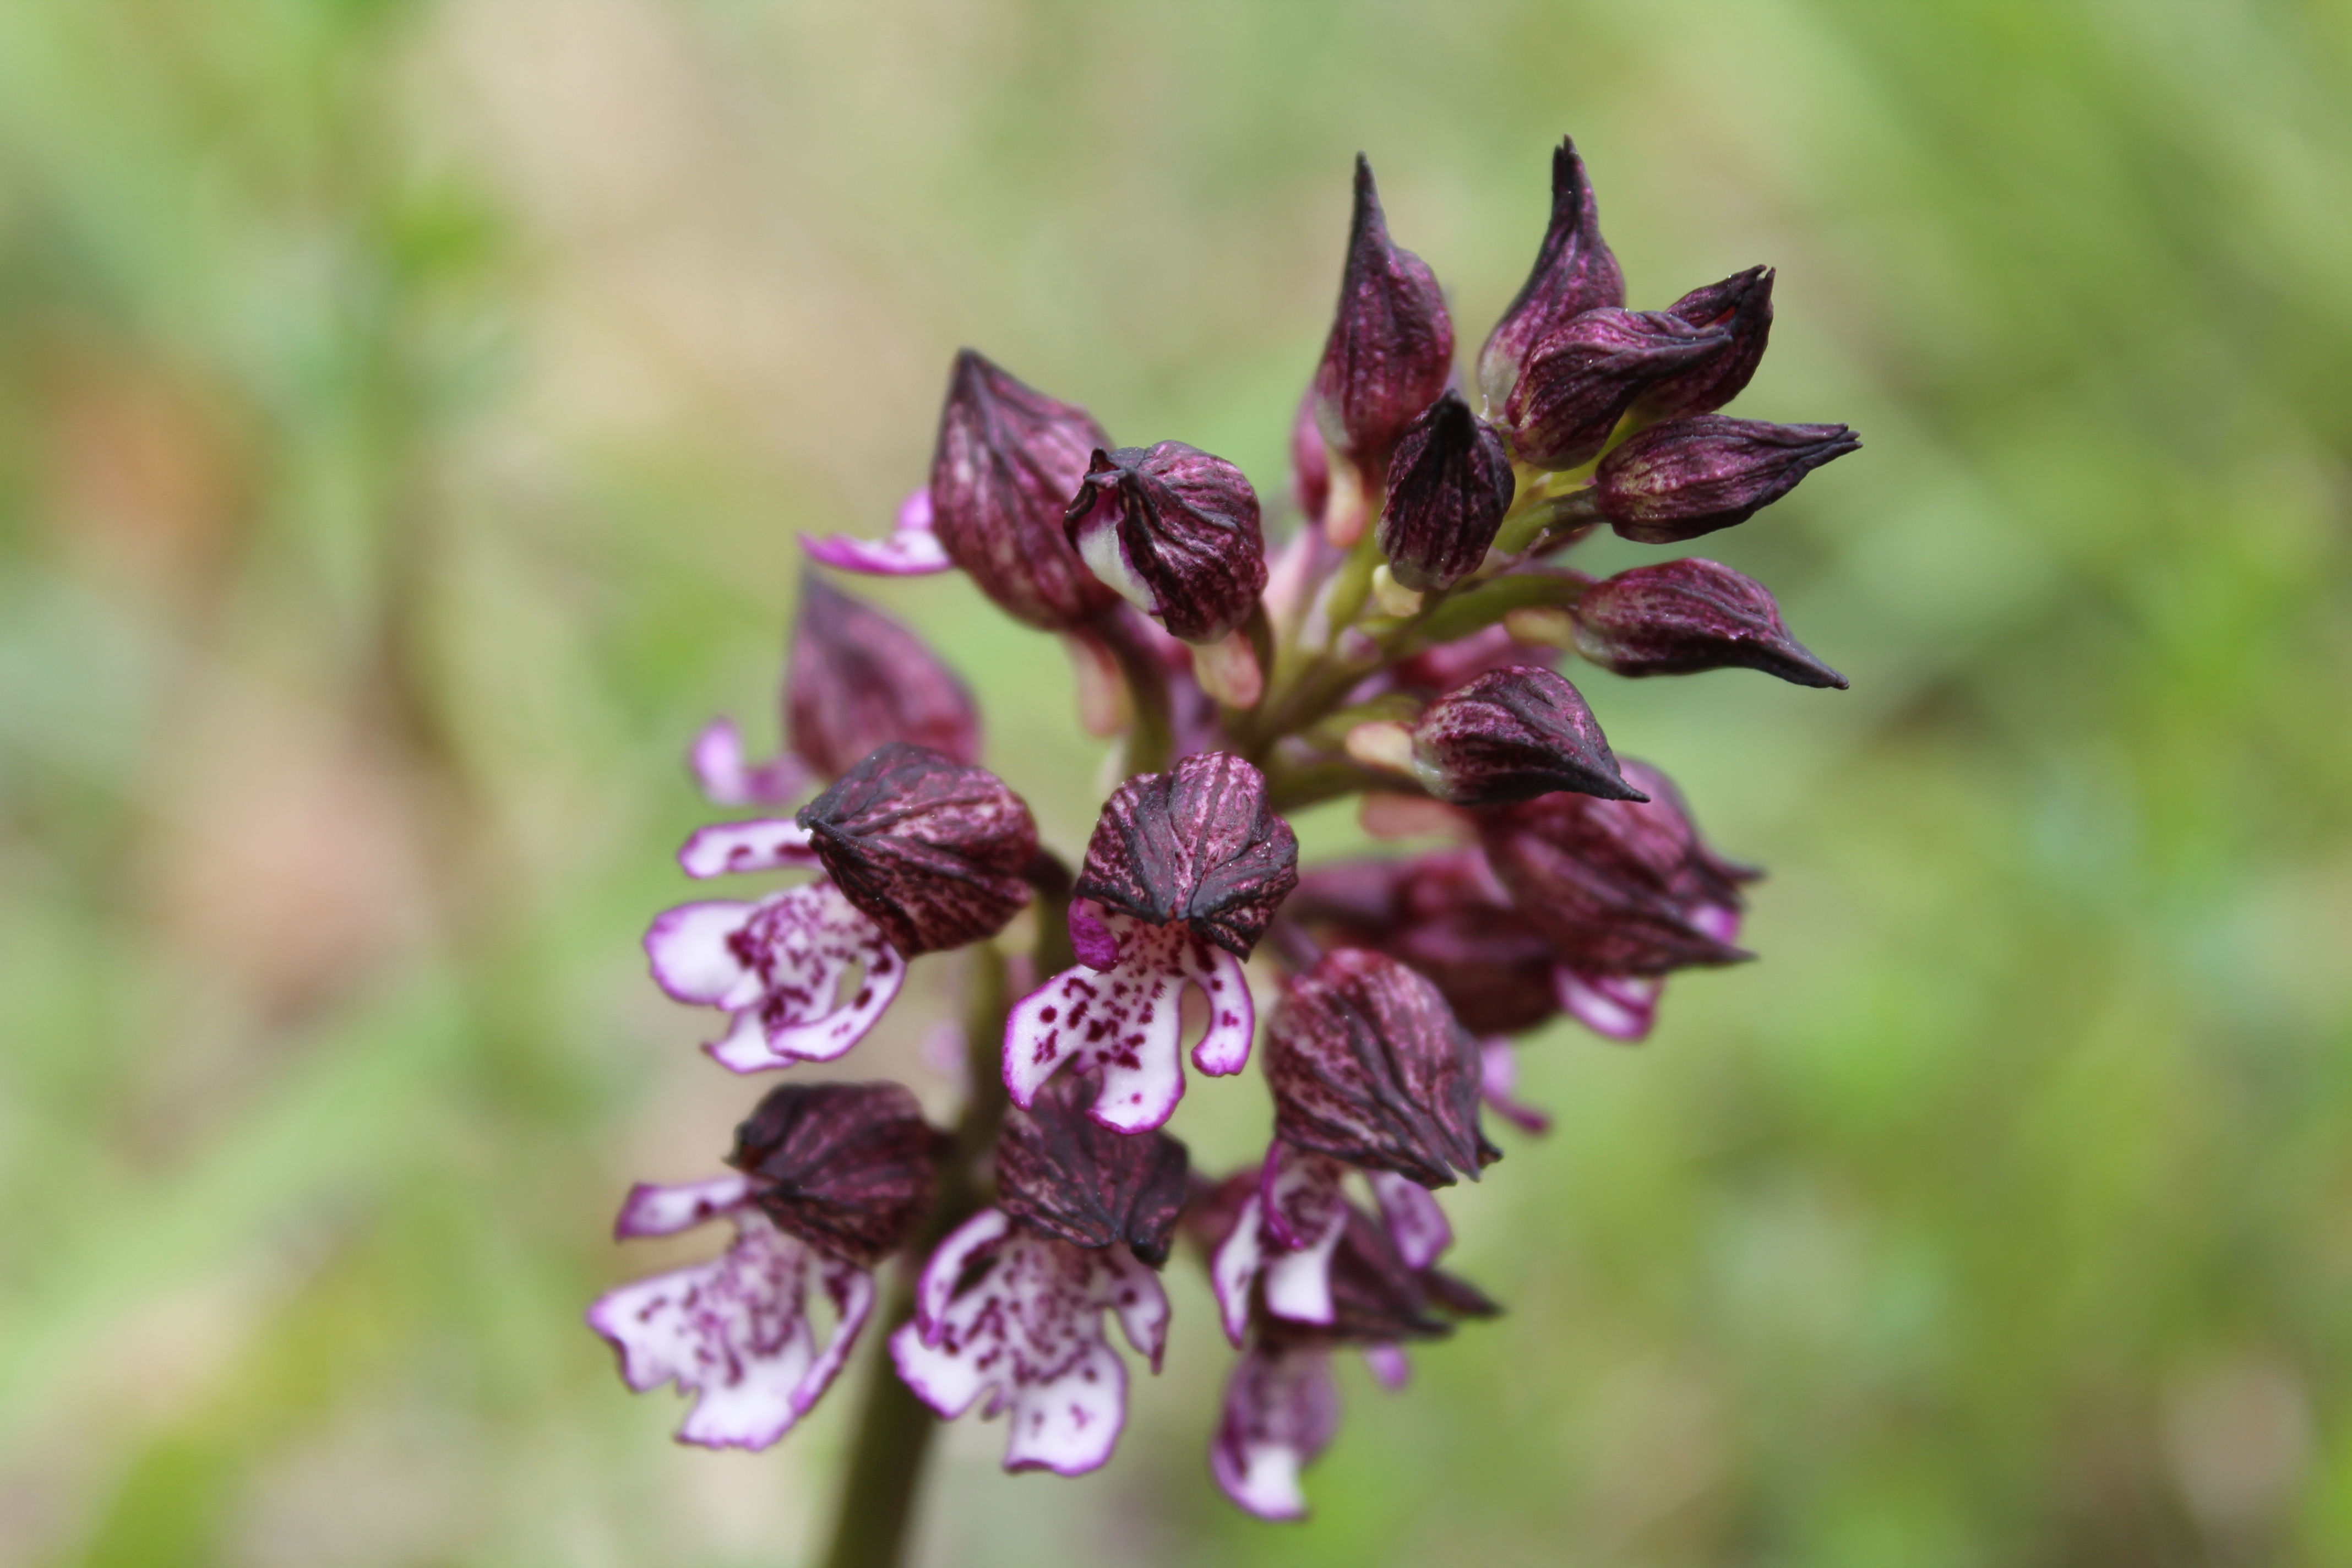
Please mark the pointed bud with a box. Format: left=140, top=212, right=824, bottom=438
left=787, top=575, right=982, bottom=778
left=1573, top=558, right=1847, bottom=688
left=797, top=742, right=1038, bottom=956
left=1478, top=136, right=1625, bottom=413
left=929, top=349, right=1123, bottom=630
left=1637, top=266, right=1776, bottom=421
left=1063, top=442, right=1267, bottom=644
left=1410, top=666, right=1643, bottom=806
left=1075, top=752, right=1299, bottom=958
left=731, top=1081, right=949, bottom=1266
left=1593, top=416, right=1860, bottom=543
left=1478, top=758, right=1754, bottom=974
left=1501, top=309, right=1730, bottom=470
left=1313, top=156, right=1455, bottom=477
left=1265, top=948, right=1495, bottom=1187
left=1374, top=391, right=1516, bottom=592
left=994, top=1077, right=1191, bottom=1265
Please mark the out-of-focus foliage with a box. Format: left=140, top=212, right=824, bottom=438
left=2, top=2, right=2348, bottom=1565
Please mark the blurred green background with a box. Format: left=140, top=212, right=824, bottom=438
left=3, top=1, right=2350, bottom=1564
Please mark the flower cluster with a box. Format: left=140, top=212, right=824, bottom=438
left=590, top=135, right=1853, bottom=1522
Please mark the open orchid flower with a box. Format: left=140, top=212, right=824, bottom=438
left=891, top=1208, right=1170, bottom=1476
left=1005, top=753, right=1298, bottom=1132
left=801, top=486, right=954, bottom=576
left=1211, top=1342, right=1342, bottom=1521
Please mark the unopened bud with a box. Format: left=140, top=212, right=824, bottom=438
left=1478, top=136, right=1625, bottom=413
left=1375, top=390, right=1516, bottom=592
left=929, top=349, right=1121, bottom=630
left=1637, top=266, right=1775, bottom=421
left=1313, top=156, right=1454, bottom=478
left=1593, top=416, right=1860, bottom=543
left=1410, top=666, right=1642, bottom=807
left=1065, top=442, right=1267, bottom=644
left=798, top=742, right=1038, bottom=956
left=731, top=1081, right=949, bottom=1266
left=788, top=574, right=981, bottom=777
left=1502, top=309, right=1730, bottom=471
left=1573, top=558, right=1847, bottom=688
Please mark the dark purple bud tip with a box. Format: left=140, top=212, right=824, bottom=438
left=995, top=1076, right=1191, bottom=1266
left=1593, top=416, right=1860, bottom=543
left=788, top=574, right=982, bottom=778
left=731, top=1081, right=950, bottom=1267
left=1376, top=391, right=1517, bottom=592
left=1636, top=266, right=1776, bottom=422
left=929, top=349, right=1122, bottom=631
left=1478, top=759, right=1756, bottom=976
left=1478, top=135, right=1626, bottom=413
left=1064, top=442, right=1267, bottom=644
left=1075, top=752, right=1300, bottom=958
left=1313, top=155, right=1455, bottom=476
left=1573, top=558, right=1847, bottom=688
left=797, top=742, right=1039, bottom=956
left=1265, top=949, right=1495, bottom=1188
left=1502, top=309, right=1732, bottom=471
left=1411, top=666, right=1642, bottom=806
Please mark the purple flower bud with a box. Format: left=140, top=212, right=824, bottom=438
left=1593, top=415, right=1860, bottom=543
left=994, top=1076, right=1191, bottom=1265
left=1313, top=156, right=1454, bottom=476
left=1501, top=308, right=1731, bottom=470
left=1573, top=558, right=1847, bottom=688
left=787, top=575, right=982, bottom=778
left=797, top=742, right=1038, bottom=957
left=1375, top=391, right=1516, bottom=592
left=1411, top=665, right=1643, bottom=806
left=730, top=1081, right=949, bottom=1267
left=928, top=349, right=1123, bottom=630
left=1637, top=266, right=1776, bottom=421
left=1478, top=758, right=1755, bottom=974
left=1075, top=752, right=1299, bottom=959
left=1063, top=442, right=1267, bottom=644
left=1478, top=135, right=1625, bottom=413
left=1265, top=949, right=1496, bottom=1187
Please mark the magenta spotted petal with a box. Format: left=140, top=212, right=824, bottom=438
left=1003, top=911, right=1255, bottom=1134
left=1211, top=1147, right=1349, bottom=1345
left=891, top=1209, right=1169, bottom=1477
left=799, top=487, right=954, bottom=576
left=689, top=718, right=813, bottom=809
left=587, top=1200, right=874, bottom=1451
left=677, top=819, right=823, bottom=879
left=644, top=882, right=906, bottom=1072
left=1210, top=1343, right=1341, bottom=1521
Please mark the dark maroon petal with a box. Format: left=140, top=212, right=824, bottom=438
left=1064, top=442, right=1267, bottom=644
left=1477, top=758, right=1756, bottom=974
left=1075, top=753, right=1300, bottom=958
left=995, top=1076, right=1191, bottom=1265
left=1265, top=949, right=1494, bottom=1187
left=1593, top=415, right=1860, bottom=543
left=1477, top=135, right=1625, bottom=413
left=928, top=349, right=1123, bottom=630
left=1638, top=266, right=1776, bottom=421
left=797, top=742, right=1038, bottom=956
left=787, top=575, right=982, bottom=778
left=1411, top=665, right=1643, bottom=807
left=1573, top=558, right=1847, bottom=688
left=731, top=1081, right=949, bottom=1267
left=1501, top=308, right=1730, bottom=471
left=1312, top=156, right=1455, bottom=475
left=1261, top=1204, right=1497, bottom=1348
left=1375, top=391, right=1516, bottom=592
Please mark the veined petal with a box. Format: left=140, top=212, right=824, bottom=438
left=678, top=819, right=821, bottom=879
left=614, top=1174, right=756, bottom=1240
left=586, top=1213, right=873, bottom=1451
left=645, top=900, right=764, bottom=1009
left=1554, top=968, right=1660, bottom=1042
left=1368, top=1172, right=1452, bottom=1270
left=686, top=884, right=906, bottom=1072
left=689, top=719, right=812, bottom=808
left=1003, top=914, right=1251, bottom=1134
left=1210, top=1344, right=1341, bottom=1522
left=799, top=487, right=954, bottom=575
